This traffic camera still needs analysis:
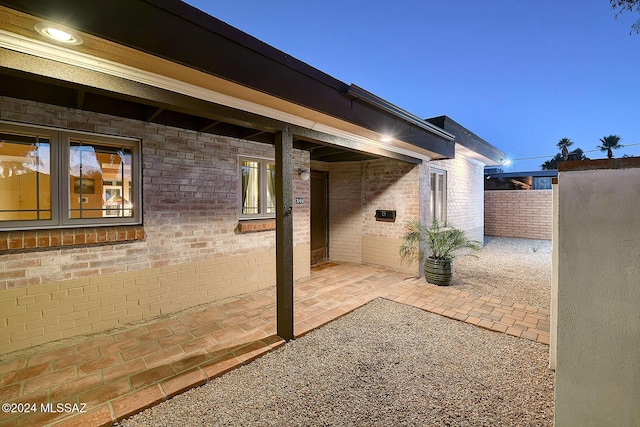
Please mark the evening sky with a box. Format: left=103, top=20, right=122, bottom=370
left=185, top=0, right=640, bottom=171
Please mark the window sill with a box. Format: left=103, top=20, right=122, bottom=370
left=0, top=226, right=145, bottom=253
left=236, top=219, right=276, bottom=233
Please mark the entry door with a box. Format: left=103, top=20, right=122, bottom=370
left=310, top=171, right=328, bottom=264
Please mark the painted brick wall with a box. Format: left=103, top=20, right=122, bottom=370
left=327, top=162, right=363, bottom=263
left=361, top=159, right=420, bottom=273
left=429, top=149, right=486, bottom=243
left=0, top=97, right=310, bottom=353
left=327, top=158, right=421, bottom=274
left=325, top=154, right=485, bottom=274
left=361, top=159, right=419, bottom=239
left=484, top=190, right=552, bottom=240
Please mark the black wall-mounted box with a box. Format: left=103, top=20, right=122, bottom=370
left=375, top=210, right=396, bottom=222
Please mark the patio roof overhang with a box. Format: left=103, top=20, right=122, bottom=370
left=0, top=0, right=460, bottom=342
left=0, top=0, right=455, bottom=163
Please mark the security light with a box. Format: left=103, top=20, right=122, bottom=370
left=298, top=168, right=310, bottom=181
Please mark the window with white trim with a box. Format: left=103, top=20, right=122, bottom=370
left=430, top=169, right=447, bottom=225
left=0, top=122, right=141, bottom=230
left=239, top=157, right=276, bottom=219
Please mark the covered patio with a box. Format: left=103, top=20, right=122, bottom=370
left=0, top=261, right=550, bottom=427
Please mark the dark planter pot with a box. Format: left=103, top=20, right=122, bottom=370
left=424, top=257, right=453, bottom=286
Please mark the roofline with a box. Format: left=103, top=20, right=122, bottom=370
left=426, top=115, right=505, bottom=165
left=0, top=0, right=455, bottom=158
left=346, top=85, right=455, bottom=141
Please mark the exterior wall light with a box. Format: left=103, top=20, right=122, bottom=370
left=34, top=23, right=84, bottom=45
left=298, top=168, right=310, bottom=181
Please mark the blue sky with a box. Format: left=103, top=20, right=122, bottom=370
left=185, top=1, right=640, bottom=171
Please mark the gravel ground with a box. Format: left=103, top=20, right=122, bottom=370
left=451, top=237, right=552, bottom=308
left=117, top=237, right=554, bottom=427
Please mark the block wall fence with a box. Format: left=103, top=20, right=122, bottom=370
left=484, top=190, right=552, bottom=240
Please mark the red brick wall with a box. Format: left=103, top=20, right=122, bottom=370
left=484, top=190, right=552, bottom=240
left=0, top=96, right=311, bottom=289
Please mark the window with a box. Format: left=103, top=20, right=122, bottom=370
left=0, top=122, right=141, bottom=231
left=430, top=169, right=447, bottom=225
left=533, top=177, right=552, bottom=190
left=239, top=157, right=275, bottom=218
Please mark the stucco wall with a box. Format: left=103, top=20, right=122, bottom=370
left=554, top=166, right=640, bottom=426
left=549, top=182, right=558, bottom=371
left=0, top=97, right=310, bottom=354
left=484, top=190, right=552, bottom=240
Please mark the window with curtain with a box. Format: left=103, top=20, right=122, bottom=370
left=239, top=157, right=276, bottom=218
left=430, top=169, right=447, bottom=225
left=0, top=122, right=141, bottom=230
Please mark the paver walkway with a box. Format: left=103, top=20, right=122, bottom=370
left=0, top=262, right=550, bottom=427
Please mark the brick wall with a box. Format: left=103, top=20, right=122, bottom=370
left=361, top=159, right=420, bottom=239
left=0, top=96, right=310, bottom=353
left=326, top=158, right=421, bottom=274
left=324, top=153, right=486, bottom=275
left=484, top=190, right=552, bottom=240
left=327, top=162, right=363, bottom=263
left=361, top=159, right=420, bottom=273
left=429, top=148, right=486, bottom=243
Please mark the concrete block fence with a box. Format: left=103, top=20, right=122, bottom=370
left=484, top=190, right=552, bottom=240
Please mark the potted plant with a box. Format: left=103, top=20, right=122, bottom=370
left=399, top=218, right=481, bottom=286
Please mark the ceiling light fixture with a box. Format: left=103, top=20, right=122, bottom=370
left=34, top=22, right=83, bottom=45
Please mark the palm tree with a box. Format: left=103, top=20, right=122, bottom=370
left=541, top=154, right=562, bottom=170
left=557, top=137, right=574, bottom=161
left=541, top=148, right=589, bottom=170
left=597, top=135, right=623, bottom=159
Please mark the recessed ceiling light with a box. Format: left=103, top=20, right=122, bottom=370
left=379, top=135, right=393, bottom=143
left=34, top=22, right=83, bottom=45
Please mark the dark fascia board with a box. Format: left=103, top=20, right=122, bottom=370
left=426, top=115, right=505, bottom=164
left=346, top=85, right=454, bottom=141
left=1, top=0, right=454, bottom=158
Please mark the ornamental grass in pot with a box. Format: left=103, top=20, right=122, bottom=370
left=399, top=218, right=481, bottom=286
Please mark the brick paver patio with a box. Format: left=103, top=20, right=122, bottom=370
left=0, top=262, right=550, bottom=427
